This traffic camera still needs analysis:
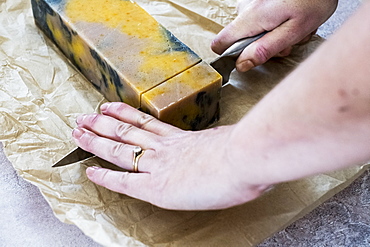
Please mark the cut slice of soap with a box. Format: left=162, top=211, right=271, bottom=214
left=31, top=0, right=222, bottom=130
left=141, top=61, right=221, bottom=130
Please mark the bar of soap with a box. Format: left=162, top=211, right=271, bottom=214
left=141, top=61, right=221, bottom=130
left=31, top=0, right=222, bottom=130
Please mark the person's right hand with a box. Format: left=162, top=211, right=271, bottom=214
left=211, top=0, right=338, bottom=72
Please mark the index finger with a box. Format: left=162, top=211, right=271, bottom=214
left=100, top=102, right=181, bottom=136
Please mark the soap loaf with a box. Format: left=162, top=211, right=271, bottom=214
left=31, top=0, right=222, bottom=130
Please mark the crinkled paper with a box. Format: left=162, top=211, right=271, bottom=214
left=0, top=0, right=368, bottom=246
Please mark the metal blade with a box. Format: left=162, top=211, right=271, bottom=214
left=52, top=147, right=94, bottom=167
left=210, top=32, right=267, bottom=85
left=210, top=56, right=236, bottom=85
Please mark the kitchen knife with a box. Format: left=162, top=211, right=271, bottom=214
left=210, top=31, right=267, bottom=84
left=52, top=147, right=94, bottom=167
left=52, top=32, right=266, bottom=168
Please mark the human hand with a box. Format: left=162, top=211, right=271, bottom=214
left=72, top=102, right=270, bottom=210
left=211, top=0, right=338, bottom=72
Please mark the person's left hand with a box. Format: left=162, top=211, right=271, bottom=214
left=72, top=102, right=270, bottom=210
left=211, top=0, right=338, bottom=72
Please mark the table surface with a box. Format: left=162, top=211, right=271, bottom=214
left=1, top=0, right=368, bottom=246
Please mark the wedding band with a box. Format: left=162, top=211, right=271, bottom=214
left=132, top=146, right=144, bottom=173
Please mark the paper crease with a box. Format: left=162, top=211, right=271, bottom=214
left=1, top=0, right=368, bottom=246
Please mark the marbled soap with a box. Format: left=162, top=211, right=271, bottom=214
left=141, top=61, right=221, bottom=130
left=31, top=0, right=222, bottom=130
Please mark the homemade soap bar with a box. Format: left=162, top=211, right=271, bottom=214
left=31, top=0, right=222, bottom=130
left=141, top=61, right=221, bottom=130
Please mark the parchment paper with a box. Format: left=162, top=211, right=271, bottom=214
left=0, top=0, right=368, bottom=246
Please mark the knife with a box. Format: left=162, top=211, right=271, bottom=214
left=211, top=31, right=267, bottom=84
left=53, top=147, right=94, bottom=167
left=52, top=32, right=267, bottom=168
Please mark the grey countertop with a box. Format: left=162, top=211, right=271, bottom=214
left=1, top=0, right=368, bottom=246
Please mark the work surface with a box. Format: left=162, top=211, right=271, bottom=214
left=1, top=0, right=369, bottom=246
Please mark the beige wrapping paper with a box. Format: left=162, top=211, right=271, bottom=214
left=0, top=0, right=368, bottom=246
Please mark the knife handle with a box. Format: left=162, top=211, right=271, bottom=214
left=220, top=31, right=268, bottom=58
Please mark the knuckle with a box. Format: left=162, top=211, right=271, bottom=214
left=90, top=168, right=110, bottom=187
left=78, top=131, right=96, bottom=148
left=111, top=143, right=128, bottom=158
left=97, top=170, right=109, bottom=186
left=104, top=102, right=129, bottom=116
left=253, top=44, right=271, bottom=64
left=85, top=134, right=96, bottom=147
left=114, top=102, right=129, bottom=113
left=136, top=114, right=155, bottom=129
left=115, top=122, right=134, bottom=138
left=88, top=113, right=100, bottom=126
left=116, top=172, right=130, bottom=189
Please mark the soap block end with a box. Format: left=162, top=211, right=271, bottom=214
left=141, top=61, right=222, bottom=130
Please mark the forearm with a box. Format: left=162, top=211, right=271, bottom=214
left=230, top=1, right=370, bottom=185
left=74, top=0, right=368, bottom=210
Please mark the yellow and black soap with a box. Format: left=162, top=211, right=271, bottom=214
left=31, top=0, right=222, bottom=130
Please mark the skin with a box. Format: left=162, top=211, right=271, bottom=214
left=211, top=0, right=338, bottom=72
left=73, top=1, right=370, bottom=210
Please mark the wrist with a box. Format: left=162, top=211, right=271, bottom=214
left=225, top=123, right=277, bottom=193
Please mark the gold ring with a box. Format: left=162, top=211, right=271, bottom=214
left=133, top=146, right=144, bottom=173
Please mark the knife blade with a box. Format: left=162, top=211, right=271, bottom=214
left=52, top=147, right=94, bottom=167
left=52, top=32, right=267, bottom=168
left=210, top=31, right=267, bottom=84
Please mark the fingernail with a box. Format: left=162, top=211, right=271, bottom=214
left=72, top=128, right=84, bottom=139
left=86, top=166, right=100, bottom=177
left=100, top=102, right=111, bottom=112
left=237, top=59, right=255, bottom=72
